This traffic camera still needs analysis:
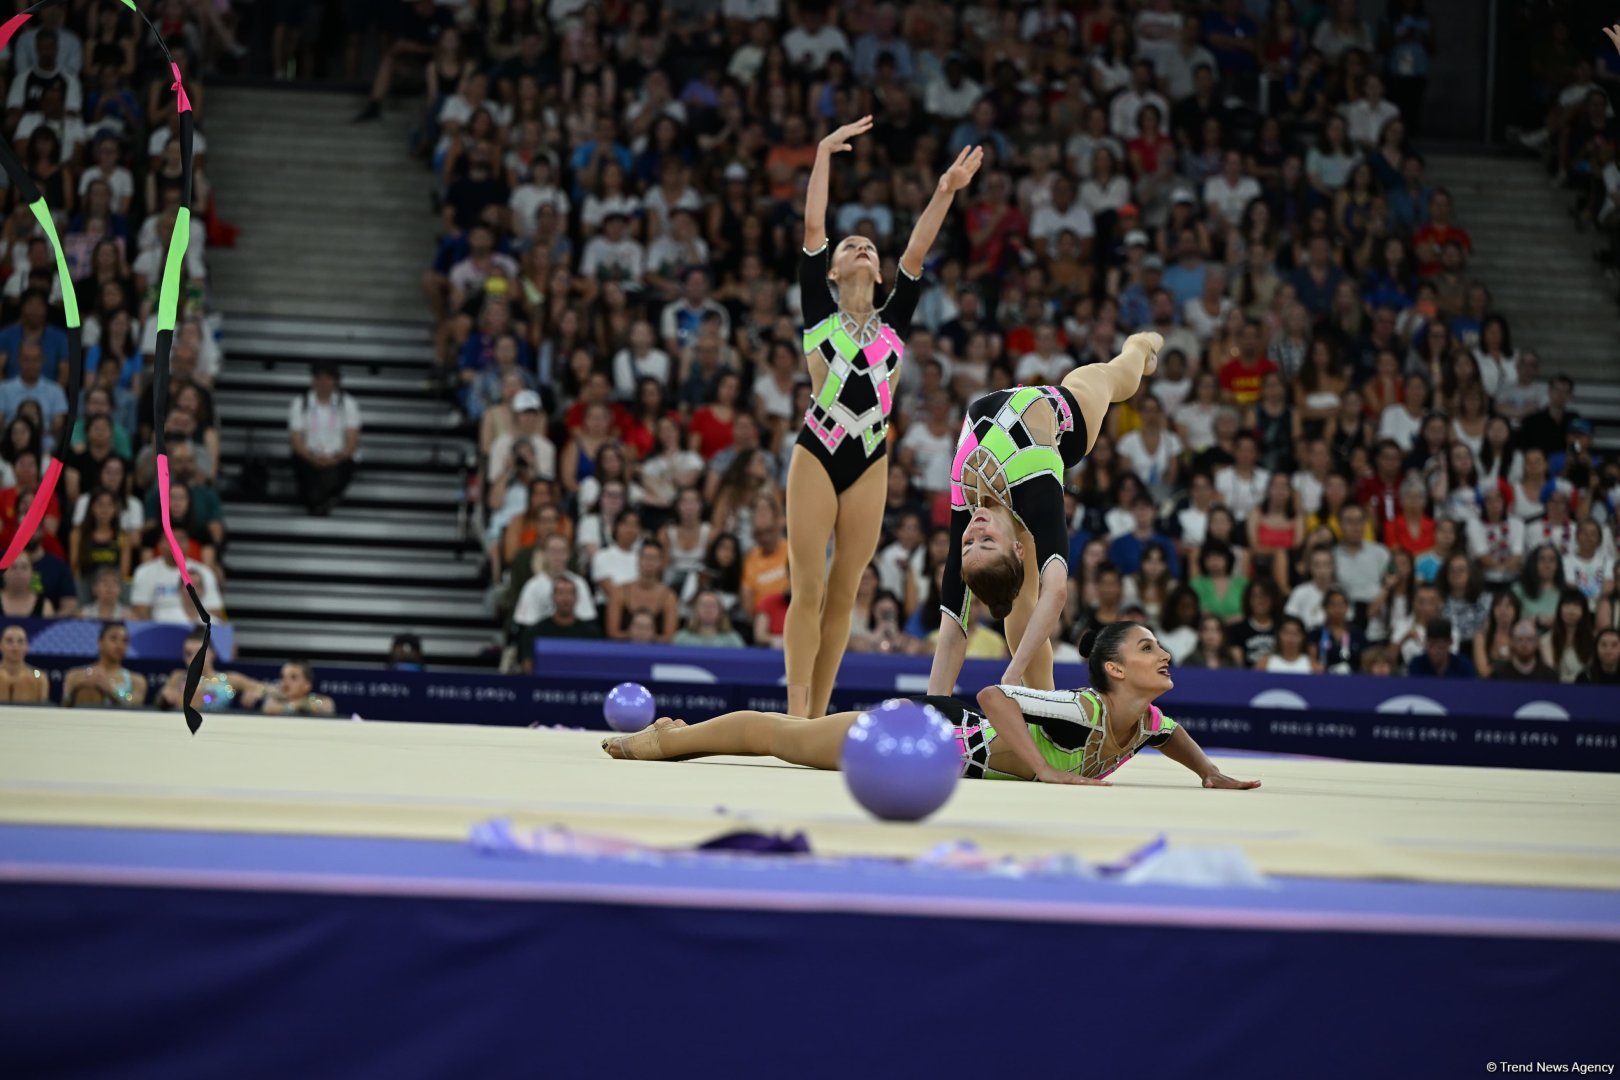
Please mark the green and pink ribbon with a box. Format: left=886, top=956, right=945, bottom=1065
left=0, top=0, right=212, bottom=733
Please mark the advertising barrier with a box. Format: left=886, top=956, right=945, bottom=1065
left=20, top=640, right=1615, bottom=773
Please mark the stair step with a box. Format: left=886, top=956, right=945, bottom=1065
left=231, top=623, right=498, bottom=665
left=228, top=544, right=484, bottom=583
left=212, top=395, right=459, bottom=432
left=223, top=316, right=432, bottom=343
left=226, top=506, right=469, bottom=546
left=228, top=580, right=488, bottom=618
left=219, top=366, right=436, bottom=396
left=220, top=429, right=471, bottom=470
left=221, top=336, right=432, bottom=367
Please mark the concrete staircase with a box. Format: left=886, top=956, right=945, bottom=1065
left=207, top=87, right=436, bottom=323
left=205, top=88, right=492, bottom=666
left=1425, top=150, right=1620, bottom=451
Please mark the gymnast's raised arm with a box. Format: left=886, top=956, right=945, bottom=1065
left=804, top=115, right=873, bottom=253
left=899, top=145, right=984, bottom=278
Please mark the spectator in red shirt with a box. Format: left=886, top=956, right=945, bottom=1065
left=689, top=370, right=743, bottom=460
left=563, top=371, right=632, bottom=435
left=1382, top=474, right=1437, bottom=557
left=1217, top=320, right=1277, bottom=406
left=964, top=171, right=1029, bottom=279
left=1356, top=439, right=1408, bottom=531
left=1411, top=188, right=1472, bottom=275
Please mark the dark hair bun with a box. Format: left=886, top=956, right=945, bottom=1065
left=987, top=598, right=1013, bottom=621
left=1077, top=627, right=1099, bottom=657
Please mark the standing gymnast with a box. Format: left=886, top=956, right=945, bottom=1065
left=603, top=621, right=1259, bottom=789
left=927, top=331, right=1163, bottom=698
left=784, top=117, right=983, bottom=718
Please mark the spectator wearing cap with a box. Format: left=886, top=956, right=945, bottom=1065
left=1406, top=617, right=1476, bottom=678
left=486, top=388, right=556, bottom=498
left=288, top=360, right=362, bottom=516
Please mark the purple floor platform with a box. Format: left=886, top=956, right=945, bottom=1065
left=2, top=824, right=1618, bottom=1080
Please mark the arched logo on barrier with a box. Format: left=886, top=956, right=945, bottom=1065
left=1512, top=700, right=1572, bottom=721
left=1248, top=688, right=1309, bottom=711
left=650, top=664, right=719, bottom=684
left=1375, top=694, right=1448, bottom=716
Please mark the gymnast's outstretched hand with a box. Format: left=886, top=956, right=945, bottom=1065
left=1202, top=771, right=1262, bottom=790
left=819, top=115, right=873, bottom=155
left=938, top=145, right=985, bottom=193
left=1603, top=24, right=1620, bottom=54
left=1036, top=765, right=1112, bottom=786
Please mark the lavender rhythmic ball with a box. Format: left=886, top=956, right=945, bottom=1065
left=603, top=683, right=656, bottom=733
left=841, top=699, right=960, bottom=822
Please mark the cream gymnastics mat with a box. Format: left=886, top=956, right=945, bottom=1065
left=2, top=710, right=1617, bottom=890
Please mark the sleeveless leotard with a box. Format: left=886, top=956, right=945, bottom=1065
left=794, top=243, right=922, bottom=494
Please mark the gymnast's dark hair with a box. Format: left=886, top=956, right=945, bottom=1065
left=1077, top=621, right=1140, bottom=692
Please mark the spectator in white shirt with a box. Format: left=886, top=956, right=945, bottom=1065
left=578, top=211, right=645, bottom=288
left=1108, top=59, right=1170, bottom=140
left=590, top=509, right=645, bottom=602
left=13, top=84, right=86, bottom=163
left=781, top=5, right=851, bottom=71
left=1339, top=74, right=1401, bottom=152
left=77, top=136, right=134, bottom=216
left=924, top=54, right=982, bottom=121
left=507, top=158, right=570, bottom=241
left=1134, top=0, right=1184, bottom=69
left=1493, top=350, right=1549, bottom=425
left=129, top=531, right=226, bottom=626
left=644, top=209, right=711, bottom=301
left=613, top=320, right=673, bottom=399
left=1028, top=174, right=1095, bottom=260
left=5, top=28, right=83, bottom=121
left=288, top=360, right=363, bottom=516
left=1215, top=432, right=1271, bottom=523
left=513, top=534, right=600, bottom=628
left=1013, top=323, right=1075, bottom=385
left=1202, top=150, right=1262, bottom=235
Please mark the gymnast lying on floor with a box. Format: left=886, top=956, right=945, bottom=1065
left=603, top=621, right=1260, bottom=789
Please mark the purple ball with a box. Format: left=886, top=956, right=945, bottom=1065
left=840, top=699, right=960, bottom=822
left=604, top=682, right=656, bottom=732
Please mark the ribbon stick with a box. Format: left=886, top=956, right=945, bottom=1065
left=1, top=1, right=214, bottom=733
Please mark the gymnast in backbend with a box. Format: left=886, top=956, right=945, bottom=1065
left=926, top=330, right=1165, bottom=699
left=603, top=621, right=1259, bottom=790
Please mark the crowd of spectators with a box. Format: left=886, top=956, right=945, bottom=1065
left=1510, top=10, right=1620, bottom=293
left=397, top=0, right=1619, bottom=686
left=0, top=0, right=245, bottom=633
